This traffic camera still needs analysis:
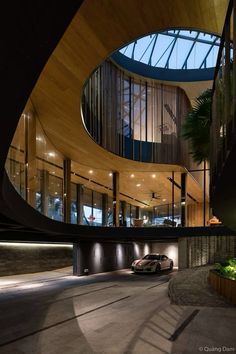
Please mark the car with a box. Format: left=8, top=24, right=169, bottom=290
left=131, top=253, right=173, bottom=273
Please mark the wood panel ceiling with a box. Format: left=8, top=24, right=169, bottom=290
left=21, top=0, right=227, bottom=203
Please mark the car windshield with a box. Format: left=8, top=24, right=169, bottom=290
left=142, top=254, right=160, bottom=260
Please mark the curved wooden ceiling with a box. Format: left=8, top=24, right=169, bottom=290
left=28, top=0, right=228, bottom=172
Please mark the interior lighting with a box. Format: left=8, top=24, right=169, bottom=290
left=162, top=198, right=166, bottom=202
left=133, top=243, right=140, bottom=258
left=0, top=279, right=19, bottom=286
left=109, top=173, right=112, bottom=177
left=55, top=192, right=58, bottom=195
left=89, top=170, right=93, bottom=174
left=130, top=174, right=135, bottom=178
left=144, top=243, right=150, bottom=254
left=136, top=183, right=141, bottom=187
left=116, top=244, right=124, bottom=267
left=20, top=283, right=45, bottom=290
left=152, top=174, right=156, bottom=178
left=48, top=152, right=55, bottom=157
left=0, top=242, right=72, bottom=248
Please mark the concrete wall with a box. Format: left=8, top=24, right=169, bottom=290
left=73, top=241, right=152, bottom=275
left=0, top=243, right=73, bottom=276
left=151, top=242, right=178, bottom=267
left=178, top=235, right=236, bottom=269
left=4, top=236, right=233, bottom=276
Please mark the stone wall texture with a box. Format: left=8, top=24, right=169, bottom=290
left=0, top=244, right=72, bottom=276
left=178, top=235, right=236, bottom=269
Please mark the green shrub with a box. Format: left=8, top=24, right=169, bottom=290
left=216, top=259, right=236, bottom=280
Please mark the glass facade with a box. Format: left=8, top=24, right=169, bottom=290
left=5, top=51, right=208, bottom=230
left=5, top=115, right=25, bottom=198
left=82, top=60, right=191, bottom=165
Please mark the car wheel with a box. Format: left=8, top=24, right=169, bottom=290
left=169, top=261, right=173, bottom=270
left=155, top=263, right=161, bottom=273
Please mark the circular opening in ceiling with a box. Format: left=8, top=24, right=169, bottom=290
left=111, top=29, right=229, bottom=82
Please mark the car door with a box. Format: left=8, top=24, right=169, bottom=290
left=160, top=255, right=169, bottom=269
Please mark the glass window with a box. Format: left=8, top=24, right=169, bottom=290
left=93, top=191, right=102, bottom=226
left=47, top=175, right=63, bottom=221
left=71, top=183, right=77, bottom=224
left=5, top=115, right=25, bottom=198
left=108, top=196, right=113, bottom=226
left=143, top=254, right=161, bottom=260
left=83, top=187, right=92, bottom=225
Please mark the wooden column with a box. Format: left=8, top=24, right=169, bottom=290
left=135, top=206, right=140, bottom=219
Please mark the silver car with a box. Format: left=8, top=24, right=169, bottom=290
left=131, top=253, right=173, bottom=273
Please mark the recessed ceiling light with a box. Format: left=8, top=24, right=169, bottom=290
left=55, top=192, right=58, bottom=195
left=109, top=173, right=112, bottom=177
left=130, top=174, right=135, bottom=178
left=48, top=152, right=55, bottom=157
left=152, top=174, right=156, bottom=178
left=162, top=198, right=166, bottom=202
left=136, top=183, right=141, bottom=187
left=89, top=170, right=93, bottom=174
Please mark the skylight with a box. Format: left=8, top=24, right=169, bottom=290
left=119, top=30, right=222, bottom=70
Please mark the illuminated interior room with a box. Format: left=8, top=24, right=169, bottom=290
left=0, top=0, right=235, bottom=275
left=1, top=1, right=236, bottom=353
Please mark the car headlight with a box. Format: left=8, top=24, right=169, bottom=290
left=132, top=260, right=139, bottom=266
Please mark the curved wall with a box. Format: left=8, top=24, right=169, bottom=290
left=0, top=0, right=224, bottom=237
left=82, top=60, right=191, bottom=166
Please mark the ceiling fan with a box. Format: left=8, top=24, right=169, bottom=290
left=151, top=192, right=161, bottom=200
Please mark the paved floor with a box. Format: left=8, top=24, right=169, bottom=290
left=168, top=265, right=232, bottom=307
left=0, top=267, right=235, bottom=354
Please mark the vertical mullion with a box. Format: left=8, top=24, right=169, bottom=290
left=172, top=171, right=175, bottom=225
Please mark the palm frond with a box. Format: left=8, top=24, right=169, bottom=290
left=181, top=88, right=212, bottom=164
